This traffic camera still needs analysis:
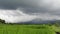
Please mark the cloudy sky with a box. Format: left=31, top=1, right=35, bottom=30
left=0, top=0, right=60, bottom=23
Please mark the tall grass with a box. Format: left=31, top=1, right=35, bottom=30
left=0, top=24, right=56, bottom=34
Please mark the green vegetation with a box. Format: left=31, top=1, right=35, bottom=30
left=0, top=19, right=60, bottom=34
left=0, top=19, right=5, bottom=24
left=0, top=24, right=56, bottom=34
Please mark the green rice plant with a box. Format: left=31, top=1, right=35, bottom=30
left=0, top=24, right=56, bottom=34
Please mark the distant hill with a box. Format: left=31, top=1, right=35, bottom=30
left=18, top=19, right=60, bottom=24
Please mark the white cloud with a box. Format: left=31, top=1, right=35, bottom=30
left=0, top=9, right=37, bottom=23
left=38, top=0, right=60, bottom=10
left=0, top=9, right=60, bottom=23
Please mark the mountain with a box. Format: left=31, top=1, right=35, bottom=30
left=18, top=19, right=60, bottom=24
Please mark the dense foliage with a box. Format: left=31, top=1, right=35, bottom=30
left=0, top=19, right=5, bottom=24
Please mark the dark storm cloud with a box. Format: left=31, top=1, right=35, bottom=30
left=0, top=0, right=54, bottom=13
left=0, top=0, right=44, bottom=14
left=0, top=0, right=38, bottom=9
left=0, top=0, right=20, bottom=9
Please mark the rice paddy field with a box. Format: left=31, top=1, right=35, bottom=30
left=0, top=24, right=59, bottom=34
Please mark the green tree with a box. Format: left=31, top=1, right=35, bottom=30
left=0, top=19, right=5, bottom=24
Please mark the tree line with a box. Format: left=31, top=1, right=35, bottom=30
left=0, top=19, right=60, bottom=26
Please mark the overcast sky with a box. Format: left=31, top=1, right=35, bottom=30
left=0, top=0, right=60, bottom=23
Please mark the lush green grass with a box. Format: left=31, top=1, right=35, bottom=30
left=0, top=24, right=57, bottom=34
